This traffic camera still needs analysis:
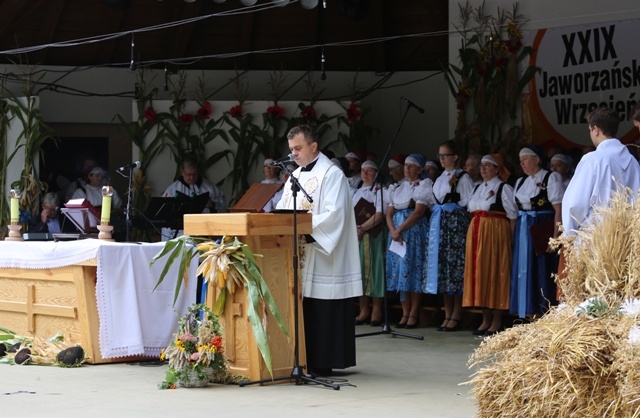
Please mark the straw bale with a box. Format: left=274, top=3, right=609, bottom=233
left=468, top=308, right=636, bottom=417
left=553, top=188, right=640, bottom=307
left=469, top=189, right=640, bottom=417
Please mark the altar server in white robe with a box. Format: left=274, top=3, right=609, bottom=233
left=562, top=106, right=640, bottom=236
left=277, top=125, right=363, bottom=376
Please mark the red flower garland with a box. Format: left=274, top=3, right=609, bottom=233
left=300, top=105, right=315, bottom=122
left=179, top=113, right=194, bottom=125
left=266, top=105, right=285, bottom=120
left=197, top=102, right=212, bottom=119
left=143, top=106, right=157, bottom=124
left=346, top=102, right=362, bottom=122
left=230, top=105, right=243, bottom=120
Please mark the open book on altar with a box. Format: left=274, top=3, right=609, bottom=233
left=61, top=198, right=100, bottom=234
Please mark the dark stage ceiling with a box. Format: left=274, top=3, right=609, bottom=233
left=0, top=0, right=448, bottom=73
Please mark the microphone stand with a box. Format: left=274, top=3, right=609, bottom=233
left=240, top=162, right=340, bottom=390
left=356, top=102, right=423, bottom=341
left=117, top=167, right=135, bottom=242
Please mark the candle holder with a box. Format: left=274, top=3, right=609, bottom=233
left=97, top=224, right=114, bottom=241
left=6, top=223, right=24, bottom=241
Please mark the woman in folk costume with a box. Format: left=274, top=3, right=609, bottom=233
left=385, top=154, right=433, bottom=329
left=462, top=154, right=518, bottom=336
left=425, top=140, right=473, bottom=332
left=510, top=145, right=564, bottom=318
left=353, top=160, right=386, bottom=326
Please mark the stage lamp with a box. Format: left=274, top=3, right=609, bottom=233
left=300, top=0, right=319, bottom=9
left=240, top=0, right=258, bottom=5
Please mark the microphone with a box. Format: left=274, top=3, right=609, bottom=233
left=117, top=161, right=141, bottom=171
left=401, top=96, right=425, bottom=114
left=271, top=154, right=295, bottom=166
left=129, top=34, right=136, bottom=72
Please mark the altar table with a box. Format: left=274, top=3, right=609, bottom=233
left=0, top=240, right=196, bottom=364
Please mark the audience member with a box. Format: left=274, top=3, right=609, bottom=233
left=633, top=101, right=640, bottom=131
left=29, top=192, right=75, bottom=234
left=353, top=161, right=386, bottom=326
left=464, top=153, right=482, bottom=185
left=510, top=145, right=563, bottom=318
left=424, top=159, right=441, bottom=182
left=387, top=154, right=407, bottom=185
left=163, top=159, right=227, bottom=213
left=65, top=157, right=98, bottom=202
left=549, top=153, right=573, bottom=188
left=425, top=140, right=473, bottom=332
left=462, top=154, right=517, bottom=336
left=71, top=166, right=122, bottom=210
left=345, top=151, right=365, bottom=189
left=263, top=163, right=296, bottom=213
left=385, top=154, right=433, bottom=329
left=261, top=157, right=281, bottom=184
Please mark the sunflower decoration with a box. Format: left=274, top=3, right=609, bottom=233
left=151, top=235, right=289, bottom=376
left=0, top=327, right=86, bottom=367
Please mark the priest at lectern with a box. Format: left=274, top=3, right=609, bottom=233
left=276, top=125, right=363, bottom=376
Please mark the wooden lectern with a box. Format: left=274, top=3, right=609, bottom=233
left=183, top=212, right=311, bottom=382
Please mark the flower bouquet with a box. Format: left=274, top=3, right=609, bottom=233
left=151, top=235, right=289, bottom=377
left=160, top=304, right=226, bottom=389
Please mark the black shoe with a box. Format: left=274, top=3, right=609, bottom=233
left=396, top=315, right=408, bottom=329
left=370, top=319, right=382, bottom=327
left=405, top=316, right=418, bottom=329
left=472, top=328, right=488, bottom=336
left=437, top=317, right=452, bottom=331
left=442, top=318, right=461, bottom=332
left=355, top=317, right=370, bottom=326
left=484, top=327, right=504, bottom=337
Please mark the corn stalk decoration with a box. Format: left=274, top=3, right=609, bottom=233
left=0, top=98, right=12, bottom=239
left=150, top=235, right=289, bottom=376
left=445, top=1, right=539, bottom=158
left=114, top=72, right=164, bottom=215
left=6, top=69, right=55, bottom=227
left=159, top=71, right=232, bottom=188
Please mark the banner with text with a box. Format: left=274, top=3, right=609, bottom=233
left=528, top=18, right=639, bottom=148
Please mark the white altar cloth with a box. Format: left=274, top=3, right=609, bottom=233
left=95, top=241, right=196, bottom=358
left=0, top=239, right=102, bottom=269
left=0, top=239, right=196, bottom=359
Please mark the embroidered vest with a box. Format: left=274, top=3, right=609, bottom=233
left=515, top=171, right=553, bottom=211
left=435, top=171, right=467, bottom=204
left=473, top=182, right=507, bottom=212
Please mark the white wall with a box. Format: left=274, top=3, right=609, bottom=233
left=1, top=66, right=447, bottom=190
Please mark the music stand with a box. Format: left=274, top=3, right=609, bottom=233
left=356, top=101, right=423, bottom=341
left=239, top=163, right=341, bottom=390
left=144, top=193, right=209, bottom=230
